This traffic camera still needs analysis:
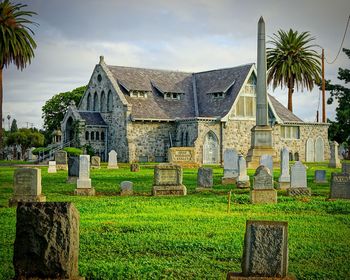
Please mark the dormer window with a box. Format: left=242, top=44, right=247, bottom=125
left=165, top=92, right=180, bottom=100
left=130, top=91, right=148, bottom=98
left=213, top=92, right=224, bottom=98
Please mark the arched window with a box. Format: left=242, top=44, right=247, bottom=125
left=107, top=90, right=113, bottom=111
left=294, top=152, right=299, bottom=161
left=185, top=132, right=189, bottom=146
left=85, top=131, right=89, bottom=140
left=96, top=131, right=100, bottom=141
left=93, top=92, right=99, bottom=111
left=101, top=131, right=105, bottom=141
left=86, top=93, right=91, bottom=111
left=289, top=152, right=293, bottom=161
left=100, top=91, right=106, bottom=112
left=91, top=131, right=95, bottom=141
left=181, top=132, right=184, bottom=146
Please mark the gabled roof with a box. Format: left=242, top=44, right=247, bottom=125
left=78, top=112, right=107, bottom=126
left=268, top=95, right=303, bottom=123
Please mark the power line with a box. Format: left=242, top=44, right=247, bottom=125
left=326, top=14, right=350, bottom=64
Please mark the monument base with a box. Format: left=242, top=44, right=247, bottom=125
left=120, top=190, right=133, bottom=196
left=314, top=180, right=328, bottom=184
left=152, top=185, right=187, bottom=196
left=107, top=165, right=119, bottom=169
left=278, top=181, right=290, bottom=190
left=227, top=272, right=296, bottom=280
left=237, top=181, right=250, bottom=189
left=56, top=164, right=68, bottom=171
left=222, top=177, right=237, bottom=185
left=287, top=188, right=311, bottom=196
left=77, top=179, right=91, bottom=189
left=67, top=176, right=78, bottom=183
left=9, top=195, right=46, bottom=207
left=196, top=187, right=212, bottom=192
left=74, top=188, right=96, bottom=196
left=48, top=168, right=57, bottom=173
left=250, top=189, right=277, bottom=204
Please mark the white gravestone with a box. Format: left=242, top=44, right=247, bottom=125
left=48, top=161, right=57, bottom=173
left=306, top=138, right=315, bottom=162
left=329, top=141, right=341, bottom=168
left=315, top=137, right=325, bottom=162
left=288, top=161, right=311, bottom=196
left=222, top=149, right=239, bottom=184
left=237, top=155, right=250, bottom=188
left=107, top=150, right=118, bottom=169
left=75, top=155, right=95, bottom=196
left=260, top=154, right=273, bottom=175
left=278, top=148, right=290, bottom=189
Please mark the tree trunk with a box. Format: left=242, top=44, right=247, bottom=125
left=0, top=68, right=3, bottom=159
left=287, top=79, right=294, bottom=112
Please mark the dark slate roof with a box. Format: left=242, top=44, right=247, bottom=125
left=268, top=95, right=303, bottom=123
left=107, top=65, right=195, bottom=119
left=195, top=64, right=253, bottom=117
left=79, top=112, right=107, bottom=126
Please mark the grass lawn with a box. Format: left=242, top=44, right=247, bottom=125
left=0, top=162, right=349, bottom=279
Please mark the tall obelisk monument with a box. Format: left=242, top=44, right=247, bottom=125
left=246, top=17, right=278, bottom=168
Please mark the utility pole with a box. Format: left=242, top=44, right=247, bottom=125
left=322, top=49, right=326, bottom=123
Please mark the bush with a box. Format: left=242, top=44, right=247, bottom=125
left=63, top=147, right=83, bottom=156
left=31, top=147, right=51, bottom=155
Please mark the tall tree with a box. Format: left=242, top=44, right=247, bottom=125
left=267, top=29, right=321, bottom=112
left=325, top=48, right=350, bottom=158
left=42, top=86, right=86, bottom=143
left=0, top=0, right=37, bottom=158
left=10, top=118, right=17, bottom=132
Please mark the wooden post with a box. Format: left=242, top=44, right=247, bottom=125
left=322, top=49, right=326, bottom=123
left=227, top=191, right=232, bottom=213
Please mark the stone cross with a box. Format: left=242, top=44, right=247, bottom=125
left=48, top=161, right=57, bottom=173
left=13, top=202, right=81, bottom=279
left=196, top=167, right=213, bottom=189
left=9, top=168, right=46, bottom=207
left=278, top=147, right=290, bottom=189
left=222, top=149, right=239, bottom=184
left=260, top=154, right=273, bottom=174
left=237, top=155, right=250, bottom=188
left=107, top=150, right=118, bottom=169
left=329, top=141, right=341, bottom=168
left=288, top=161, right=311, bottom=196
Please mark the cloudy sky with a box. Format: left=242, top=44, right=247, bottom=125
left=3, top=0, right=350, bottom=129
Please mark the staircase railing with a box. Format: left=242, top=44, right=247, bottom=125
left=37, top=141, right=73, bottom=163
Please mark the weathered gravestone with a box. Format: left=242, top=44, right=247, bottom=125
left=91, top=156, right=101, bottom=169
left=288, top=161, right=311, bottom=196
left=260, top=154, right=273, bottom=174
left=278, top=147, right=290, bottom=189
left=152, top=164, right=187, bottom=196
left=107, top=150, right=118, bottom=169
left=342, top=162, right=350, bottom=174
left=67, top=156, right=80, bottom=183
left=120, top=181, right=133, bottom=196
left=314, top=170, right=327, bottom=184
left=13, top=202, right=83, bottom=280
left=251, top=165, right=277, bottom=204
left=168, top=147, right=199, bottom=168
left=237, top=155, right=250, bottom=189
left=130, top=163, right=140, bottom=172
left=330, top=173, right=350, bottom=199
left=329, top=141, right=341, bottom=168
left=75, top=155, right=95, bottom=196
left=227, top=220, right=294, bottom=279
left=196, top=167, right=213, bottom=190
left=48, top=161, right=57, bottom=173
left=55, top=150, right=68, bottom=170
left=9, top=168, right=46, bottom=207
left=222, top=149, right=239, bottom=184
left=315, top=137, right=325, bottom=162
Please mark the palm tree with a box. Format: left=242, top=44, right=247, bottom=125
left=267, top=29, right=321, bottom=112
left=0, top=0, right=37, bottom=158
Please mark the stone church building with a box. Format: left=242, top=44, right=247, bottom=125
left=61, top=56, right=329, bottom=164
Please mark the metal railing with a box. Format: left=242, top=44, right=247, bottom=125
left=37, top=141, right=73, bottom=163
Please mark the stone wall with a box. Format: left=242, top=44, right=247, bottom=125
left=127, top=121, right=176, bottom=162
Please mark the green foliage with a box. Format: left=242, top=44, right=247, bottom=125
left=10, top=119, right=17, bottom=132
left=267, top=29, right=321, bottom=112
left=0, top=163, right=349, bottom=279
left=31, top=146, right=50, bottom=155
left=5, top=128, right=44, bottom=158
left=325, top=48, right=350, bottom=155
left=63, top=147, right=83, bottom=156
left=83, top=144, right=95, bottom=157
left=42, top=86, right=86, bottom=143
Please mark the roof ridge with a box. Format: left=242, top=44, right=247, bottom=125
left=107, top=65, right=192, bottom=75
left=194, top=63, right=254, bottom=75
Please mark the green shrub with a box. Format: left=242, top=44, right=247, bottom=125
left=31, top=147, right=50, bottom=155
left=63, top=147, right=83, bottom=156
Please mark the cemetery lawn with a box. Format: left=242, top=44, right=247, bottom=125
left=0, top=163, right=350, bottom=280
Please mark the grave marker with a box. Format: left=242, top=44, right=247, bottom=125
left=278, top=147, right=290, bottom=189
left=196, top=167, right=213, bottom=190
left=342, top=162, right=350, bottom=174
left=67, top=156, right=80, bottom=183
left=152, top=164, right=187, bottom=196
left=55, top=150, right=68, bottom=170
left=120, top=181, right=133, bottom=196
left=288, top=161, right=311, bottom=196
left=222, top=149, right=239, bottom=184
left=130, top=163, right=140, bottom=172
left=314, top=170, right=327, bottom=184
left=107, top=150, right=118, bottom=169
left=260, top=154, right=273, bottom=174
left=75, top=155, right=95, bottom=196
left=48, top=161, right=57, bottom=173
left=237, top=155, right=250, bottom=189
left=330, top=173, right=350, bottom=199
left=91, top=156, right=101, bottom=169
left=329, top=141, right=341, bottom=168
left=251, top=165, right=277, bottom=204
left=168, top=147, right=199, bottom=168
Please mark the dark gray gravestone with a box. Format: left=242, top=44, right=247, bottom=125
left=242, top=220, right=288, bottom=277
left=314, top=170, right=327, bottom=183
left=342, top=163, right=350, bottom=175
left=120, top=181, right=133, bottom=196
left=68, top=156, right=80, bottom=183
left=13, top=202, right=82, bottom=279
left=330, top=173, right=350, bottom=199
left=196, top=167, right=213, bottom=189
